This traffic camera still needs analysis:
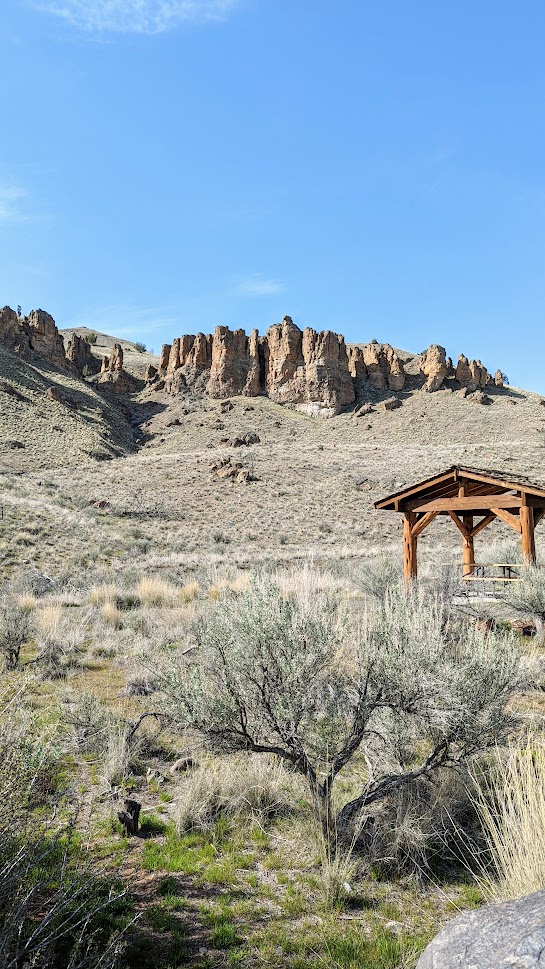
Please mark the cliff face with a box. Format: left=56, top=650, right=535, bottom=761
left=0, top=305, right=96, bottom=375
left=159, top=317, right=406, bottom=414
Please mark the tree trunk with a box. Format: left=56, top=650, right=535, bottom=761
left=117, top=799, right=141, bottom=836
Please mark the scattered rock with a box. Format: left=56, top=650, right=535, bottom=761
left=353, top=402, right=374, bottom=417
left=469, top=390, right=492, bottom=405
left=45, top=386, right=62, bottom=402
left=7, top=440, right=25, bottom=449
left=380, top=397, right=402, bottom=411
left=416, top=889, right=545, bottom=969
left=209, top=456, right=252, bottom=483
left=220, top=433, right=260, bottom=447
left=219, top=399, right=234, bottom=413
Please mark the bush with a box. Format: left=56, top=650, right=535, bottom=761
left=134, top=341, right=146, bottom=353
left=84, top=332, right=98, bottom=344
left=0, top=599, right=33, bottom=669
left=506, top=565, right=545, bottom=626
left=165, top=574, right=524, bottom=851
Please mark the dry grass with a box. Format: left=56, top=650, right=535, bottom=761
left=136, top=575, right=178, bottom=607
left=175, top=755, right=298, bottom=833
left=101, top=602, right=123, bottom=628
left=89, top=583, right=123, bottom=607
left=179, top=579, right=200, bottom=603
left=475, top=734, right=545, bottom=901
left=36, top=603, right=63, bottom=638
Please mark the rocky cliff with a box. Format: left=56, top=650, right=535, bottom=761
left=158, top=317, right=406, bottom=415
left=0, top=305, right=98, bottom=376
left=156, top=317, right=497, bottom=414
left=0, top=305, right=502, bottom=415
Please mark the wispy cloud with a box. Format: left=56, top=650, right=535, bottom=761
left=34, top=0, right=241, bottom=34
left=236, top=275, right=285, bottom=297
left=0, top=186, right=27, bottom=223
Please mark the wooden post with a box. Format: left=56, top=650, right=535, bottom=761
left=462, top=514, right=475, bottom=577
left=520, top=496, right=536, bottom=564
left=403, top=511, right=417, bottom=584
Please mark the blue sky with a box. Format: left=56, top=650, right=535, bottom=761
left=1, top=1, right=545, bottom=391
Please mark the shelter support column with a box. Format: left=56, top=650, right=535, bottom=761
left=403, top=511, right=417, bottom=584
left=520, top=497, right=536, bottom=565
left=462, top=514, right=475, bottom=577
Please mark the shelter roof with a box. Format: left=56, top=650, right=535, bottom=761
left=375, top=466, right=545, bottom=512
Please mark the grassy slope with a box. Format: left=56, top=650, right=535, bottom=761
left=0, top=346, right=136, bottom=472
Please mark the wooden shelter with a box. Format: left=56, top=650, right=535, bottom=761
left=375, top=466, right=545, bottom=583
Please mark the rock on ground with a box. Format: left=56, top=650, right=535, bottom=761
left=417, top=889, right=545, bottom=968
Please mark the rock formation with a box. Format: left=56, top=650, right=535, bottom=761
left=26, top=310, right=67, bottom=369
left=416, top=346, right=495, bottom=393
left=97, top=343, right=134, bottom=394
left=65, top=333, right=99, bottom=374
left=0, top=306, right=31, bottom=357
left=0, top=305, right=98, bottom=375
left=419, top=345, right=449, bottom=392
left=158, top=318, right=406, bottom=415
left=455, top=354, right=491, bottom=391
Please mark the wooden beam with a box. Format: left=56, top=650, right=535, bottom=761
left=491, top=507, right=522, bottom=533
left=408, top=495, right=524, bottom=513
left=470, top=514, right=496, bottom=537
left=403, top=511, right=417, bottom=583
left=521, top=504, right=536, bottom=564
left=459, top=469, right=545, bottom=500
left=462, top=514, right=475, bottom=577
left=375, top=469, right=458, bottom=509
left=412, top=511, right=439, bottom=538
left=447, top=511, right=471, bottom=538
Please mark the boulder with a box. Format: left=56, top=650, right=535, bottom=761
left=380, top=397, right=402, bottom=411
left=144, top=364, right=158, bottom=382
left=45, top=386, right=62, bottom=402
left=417, top=889, right=545, bottom=969
left=420, top=345, right=448, bottom=392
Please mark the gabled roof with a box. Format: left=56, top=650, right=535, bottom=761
left=375, top=466, right=545, bottom=512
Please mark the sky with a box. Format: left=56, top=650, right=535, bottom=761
left=1, top=1, right=545, bottom=391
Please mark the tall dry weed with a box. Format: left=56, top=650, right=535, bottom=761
left=474, top=734, right=545, bottom=901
